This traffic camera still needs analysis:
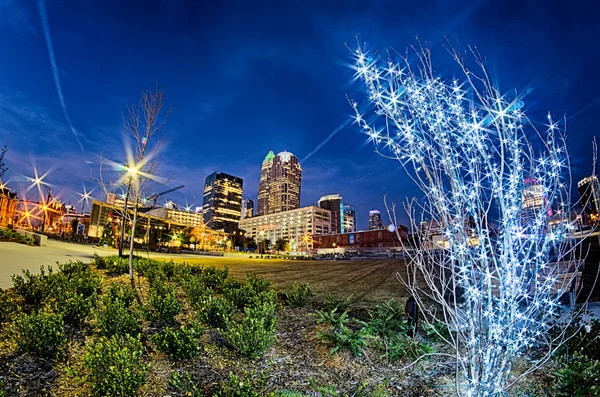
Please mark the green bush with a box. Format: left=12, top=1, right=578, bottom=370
left=222, top=279, right=253, bottom=309
left=223, top=301, right=277, bottom=358
left=198, top=296, right=236, bottom=329
left=105, top=283, right=137, bottom=307
left=84, top=334, right=149, bottom=397
left=181, top=275, right=214, bottom=307
left=379, top=334, right=432, bottom=362
left=11, top=266, right=54, bottom=307
left=105, top=256, right=129, bottom=276
left=324, top=294, right=354, bottom=312
left=170, top=370, right=204, bottom=396
left=214, top=371, right=268, bottom=397
left=144, top=283, right=181, bottom=325
left=153, top=323, right=203, bottom=360
left=199, top=266, right=229, bottom=291
left=92, top=253, right=107, bottom=269
left=556, top=317, right=600, bottom=361
left=285, top=282, right=311, bottom=307
left=318, top=325, right=372, bottom=357
left=57, top=261, right=101, bottom=298
left=53, top=289, right=96, bottom=326
left=0, top=288, right=16, bottom=324
left=12, top=311, right=66, bottom=357
left=246, top=272, right=271, bottom=293
left=554, top=353, right=600, bottom=396
left=366, top=299, right=409, bottom=337
left=96, top=291, right=140, bottom=337
left=421, top=319, right=450, bottom=342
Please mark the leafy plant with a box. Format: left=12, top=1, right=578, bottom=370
left=214, top=371, right=268, bottom=397
left=316, top=308, right=350, bottom=328
left=197, top=296, right=236, bottom=329
left=84, top=334, right=149, bottom=397
left=96, top=290, right=140, bottom=337
left=0, top=288, right=16, bottom=324
left=366, top=299, right=409, bottom=337
left=56, top=261, right=102, bottom=298
left=285, top=282, right=311, bottom=307
left=421, top=319, right=450, bottom=343
left=92, top=253, right=107, bottom=269
left=307, top=378, right=390, bottom=397
left=144, top=283, right=181, bottom=325
left=379, top=334, right=432, bottom=362
left=105, top=256, right=129, bottom=276
left=105, top=283, right=137, bottom=307
left=554, top=353, right=600, bottom=396
left=223, top=303, right=277, bottom=358
left=324, top=294, right=354, bottom=312
left=12, top=311, right=66, bottom=357
left=11, top=266, right=54, bottom=307
left=223, top=281, right=254, bottom=309
left=181, top=275, right=214, bottom=307
left=199, top=266, right=229, bottom=291
left=555, top=315, right=600, bottom=361
left=246, top=272, right=271, bottom=293
left=318, top=325, right=372, bottom=357
left=53, top=289, right=96, bottom=326
left=170, top=370, right=204, bottom=396
left=153, top=323, right=203, bottom=360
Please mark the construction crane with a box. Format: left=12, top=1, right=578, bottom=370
left=147, top=185, right=185, bottom=207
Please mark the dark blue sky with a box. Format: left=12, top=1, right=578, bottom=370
left=1, top=0, right=599, bottom=229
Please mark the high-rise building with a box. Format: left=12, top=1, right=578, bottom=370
left=256, top=150, right=302, bottom=216
left=318, top=194, right=344, bottom=234
left=522, top=177, right=549, bottom=226
left=240, top=205, right=331, bottom=251
left=257, top=151, right=275, bottom=216
left=578, top=175, right=600, bottom=224
left=369, top=210, right=384, bottom=230
left=202, top=171, right=243, bottom=233
left=241, top=198, right=255, bottom=220
left=343, top=205, right=355, bottom=233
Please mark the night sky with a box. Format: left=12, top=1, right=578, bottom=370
left=1, top=0, right=599, bottom=230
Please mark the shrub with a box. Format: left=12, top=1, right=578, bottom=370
left=84, top=334, right=149, bottom=397
left=11, top=266, right=54, bottom=307
left=105, top=283, right=137, bottom=307
left=246, top=272, right=271, bottom=293
left=198, top=296, right=236, bottom=329
left=223, top=302, right=277, bottom=358
left=318, top=325, right=372, bottom=357
left=105, top=256, right=129, bottom=276
left=92, top=253, right=107, bottom=269
left=12, top=311, right=66, bottom=357
left=144, top=283, right=181, bottom=325
left=285, top=282, right=311, bottom=307
left=170, top=370, right=204, bottom=396
left=214, top=371, right=268, bottom=397
left=421, top=319, right=450, bottom=343
left=379, top=334, right=432, bottom=362
left=554, top=353, right=600, bottom=396
left=199, top=266, right=229, bottom=291
left=96, top=292, right=140, bottom=337
left=367, top=299, right=409, bottom=337
left=57, top=261, right=102, bottom=298
left=223, top=280, right=254, bottom=309
left=0, top=288, right=16, bottom=324
left=557, top=317, right=600, bottom=361
left=53, top=289, right=96, bottom=326
left=181, top=275, right=214, bottom=307
left=316, top=308, right=350, bottom=328
left=153, top=323, right=203, bottom=360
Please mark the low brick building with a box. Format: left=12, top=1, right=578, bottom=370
left=0, top=187, right=18, bottom=228
left=315, top=226, right=408, bottom=250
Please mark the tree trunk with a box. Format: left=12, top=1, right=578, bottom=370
left=128, top=206, right=138, bottom=281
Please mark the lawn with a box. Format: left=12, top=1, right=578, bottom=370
left=165, top=256, right=410, bottom=305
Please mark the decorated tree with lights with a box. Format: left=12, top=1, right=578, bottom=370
left=349, top=41, right=589, bottom=396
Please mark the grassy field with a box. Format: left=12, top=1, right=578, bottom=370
left=163, top=256, right=409, bottom=305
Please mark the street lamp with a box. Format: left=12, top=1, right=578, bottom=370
left=118, top=166, right=139, bottom=257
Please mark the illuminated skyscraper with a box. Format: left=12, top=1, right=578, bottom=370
left=257, top=151, right=274, bottom=216
left=343, top=205, right=356, bottom=233
left=257, top=150, right=302, bottom=215
left=369, top=210, right=384, bottom=230
left=318, top=194, right=344, bottom=234
left=578, top=175, right=600, bottom=224
left=202, top=171, right=243, bottom=233
left=241, top=198, right=254, bottom=219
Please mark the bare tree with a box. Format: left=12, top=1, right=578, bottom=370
left=349, top=40, right=593, bottom=396
left=0, top=145, right=8, bottom=181
left=92, top=85, right=170, bottom=281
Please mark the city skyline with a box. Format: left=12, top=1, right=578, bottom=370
left=0, top=1, right=599, bottom=230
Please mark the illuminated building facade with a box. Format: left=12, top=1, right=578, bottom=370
left=256, top=151, right=302, bottom=216
left=369, top=210, right=384, bottom=230
left=315, top=227, right=408, bottom=250
left=202, top=171, right=243, bottom=233
left=239, top=206, right=330, bottom=251
left=343, top=205, right=356, bottom=233
left=0, top=186, right=18, bottom=227
left=241, top=198, right=254, bottom=219
left=318, top=194, right=344, bottom=234
left=522, top=178, right=550, bottom=225
left=578, top=175, right=600, bottom=225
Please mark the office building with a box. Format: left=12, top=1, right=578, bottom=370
left=522, top=177, right=550, bottom=226
left=239, top=206, right=331, bottom=251
left=318, top=194, right=344, bottom=234
left=369, top=210, right=384, bottom=230
left=241, top=198, right=254, bottom=220
left=202, top=171, right=243, bottom=233
left=578, top=175, right=600, bottom=224
left=343, top=205, right=356, bottom=233
left=257, top=150, right=302, bottom=215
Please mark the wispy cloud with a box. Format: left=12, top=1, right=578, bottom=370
left=37, top=0, right=85, bottom=156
